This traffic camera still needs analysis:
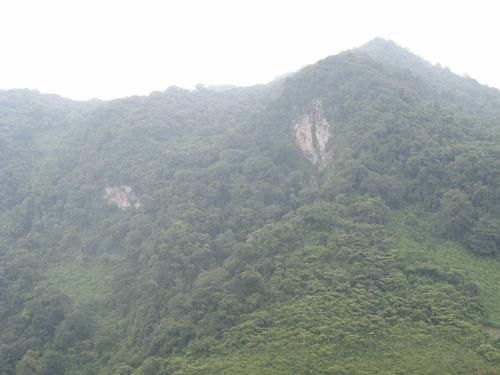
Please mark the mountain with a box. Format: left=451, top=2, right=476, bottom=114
left=1, top=39, right=499, bottom=374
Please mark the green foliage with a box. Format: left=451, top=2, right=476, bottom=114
left=437, top=189, right=476, bottom=241
left=0, top=40, right=500, bottom=373
left=467, top=217, right=500, bottom=256
left=15, top=350, right=46, bottom=375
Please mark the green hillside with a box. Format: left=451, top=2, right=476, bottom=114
left=0, top=39, right=499, bottom=374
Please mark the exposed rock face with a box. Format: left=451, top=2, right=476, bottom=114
left=103, top=185, right=141, bottom=209
left=294, top=99, right=331, bottom=167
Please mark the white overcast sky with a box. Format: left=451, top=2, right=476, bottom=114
left=0, top=0, right=499, bottom=100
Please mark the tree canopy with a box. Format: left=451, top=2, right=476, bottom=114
left=0, top=39, right=500, bottom=374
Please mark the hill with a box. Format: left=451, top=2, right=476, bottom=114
left=0, top=39, right=499, bottom=374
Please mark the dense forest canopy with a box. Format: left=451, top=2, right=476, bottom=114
left=1, top=38, right=499, bottom=374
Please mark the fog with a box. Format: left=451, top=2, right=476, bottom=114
left=1, top=0, right=499, bottom=100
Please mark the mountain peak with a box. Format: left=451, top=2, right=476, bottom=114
left=357, top=37, right=421, bottom=63
left=359, top=37, right=402, bottom=51
left=354, top=37, right=437, bottom=78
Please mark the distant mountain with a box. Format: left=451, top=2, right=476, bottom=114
left=0, top=40, right=499, bottom=374
left=360, top=38, right=500, bottom=113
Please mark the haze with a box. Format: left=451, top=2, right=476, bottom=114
left=1, top=0, right=499, bottom=100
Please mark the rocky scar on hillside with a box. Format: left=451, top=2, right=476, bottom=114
left=103, top=185, right=141, bottom=209
left=294, top=99, right=332, bottom=167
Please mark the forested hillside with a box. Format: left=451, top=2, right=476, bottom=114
left=1, top=39, right=499, bottom=374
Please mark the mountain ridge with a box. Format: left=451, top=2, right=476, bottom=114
left=0, top=40, right=499, bottom=374
left=3, top=38, right=500, bottom=103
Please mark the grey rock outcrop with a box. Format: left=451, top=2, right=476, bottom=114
left=294, top=99, right=331, bottom=168
left=103, top=185, right=141, bottom=209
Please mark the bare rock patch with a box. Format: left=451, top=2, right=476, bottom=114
left=103, top=185, right=141, bottom=209
left=294, top=99, right=331, bottom=168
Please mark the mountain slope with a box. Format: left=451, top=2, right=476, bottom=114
left=0, top=39, right=499, bottom=374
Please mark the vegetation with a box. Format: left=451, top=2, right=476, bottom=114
left=0, top=39, right=499, bottom=374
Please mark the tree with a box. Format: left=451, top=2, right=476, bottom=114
left=437, top=189, right=475, bottom=241
left=15, top=351, right=46, bottom=375
left=467, top=217, right=500, bottom=256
